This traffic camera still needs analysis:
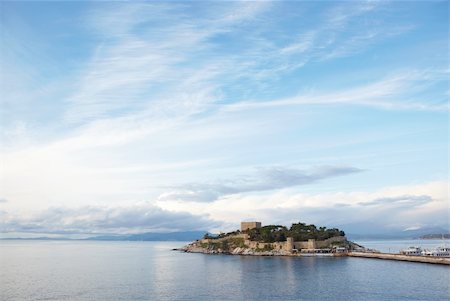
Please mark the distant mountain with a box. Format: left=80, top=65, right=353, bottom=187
left=1, top=231, right=207, bottom=241
left=346, top=226, right=450, bottom=240
left=401, top=227, right=449, bottom=239
left=346, top=233, right=404, bottom=240
left=86, top=231, right=207, bottom=241
left=418, top=233, right=450, bottom=239
left=0, top=237, right=70, bottom=241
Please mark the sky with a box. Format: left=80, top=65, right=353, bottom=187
left=0, top=1, right=448, bottom=237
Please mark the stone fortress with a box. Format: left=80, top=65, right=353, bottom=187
left=240, top=221, right=346, bottom=252
left=191, top=221, right=348, bottom=255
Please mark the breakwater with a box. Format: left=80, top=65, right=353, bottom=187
left=348, top=252, right=450, bottom=265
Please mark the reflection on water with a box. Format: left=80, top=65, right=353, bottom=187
left=0, top=241, right=448, bottom=301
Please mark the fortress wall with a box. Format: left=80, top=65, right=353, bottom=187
left=293, top=236, right=346, bottom=249
left=245, top=241, right=271, bottom=249
left=326, top=236, right=346, bottom=243
left=272, top=242, right=286, bottom=250
left=315, top=236, right=346, bottom=248
left=200, top=233, right=346, bottom=251
left=294, top=241, right=310, bottom=249
left=200, top=233, right=249, bottom=244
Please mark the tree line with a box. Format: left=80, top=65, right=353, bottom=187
left=203, top=222, right=345, bottom=243
left=247, top=223, right=345, bottom=242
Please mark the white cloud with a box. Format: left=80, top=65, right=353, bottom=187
left=157, top=180, right=449, bottom=233
left=158, top=165, right=363, bottom=202
left=2, top=180, right=446, bottom=236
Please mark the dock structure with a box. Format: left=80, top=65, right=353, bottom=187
left=348, top=252, right=450, bottom=265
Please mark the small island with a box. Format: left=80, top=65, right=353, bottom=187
left=180, top=221, right=361, bottom=256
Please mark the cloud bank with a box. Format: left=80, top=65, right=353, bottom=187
left=158, top=166, right=363, bottom=202
left=0, top=204, right=219, bottom=235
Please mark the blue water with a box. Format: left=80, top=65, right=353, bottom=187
left=0, top=241, right=449, bottom=301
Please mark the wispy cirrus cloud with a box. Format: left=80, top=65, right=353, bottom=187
left=358, top=195, right=433, bottom=207
left=274, top=2, right=412, bottom=68
left=324, top=1, right=381, bottom=29
left=224, top=71, right=449, bottom=112
left=62, top=0, right=425, bottom=125
left=64, top=1, right=273, bottom=123
left=158, top=166, right=363, bottom=203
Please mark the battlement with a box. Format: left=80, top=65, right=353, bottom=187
left=240, top=221, right=261, bottom=231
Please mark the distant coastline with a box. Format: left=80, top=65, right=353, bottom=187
left=0, top=231, right=206, bottom=242
left=418, top=234, right=450, bottom=240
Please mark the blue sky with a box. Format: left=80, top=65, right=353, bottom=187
left=0, top=1, right=448, bottom=237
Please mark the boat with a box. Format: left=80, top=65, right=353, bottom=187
left=400, top=246, right=422, bottom=256
left=421, top=246, right=450, bottom=257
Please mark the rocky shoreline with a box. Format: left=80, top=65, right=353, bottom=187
left=175, top=244, right=343, bottom=256
left=175, top=246, right=450, bottom=264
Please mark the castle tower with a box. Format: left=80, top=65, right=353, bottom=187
left=307, top=239, right=316, bottom=249
left=240, top=221, right=261, bottom=231
left=285, top=237, right=294, bottom=252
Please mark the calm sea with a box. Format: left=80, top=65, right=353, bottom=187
left=0, top=240, right=449, bottom=301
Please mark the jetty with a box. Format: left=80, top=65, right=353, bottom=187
left=348, top=252, right=450, bottom=265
